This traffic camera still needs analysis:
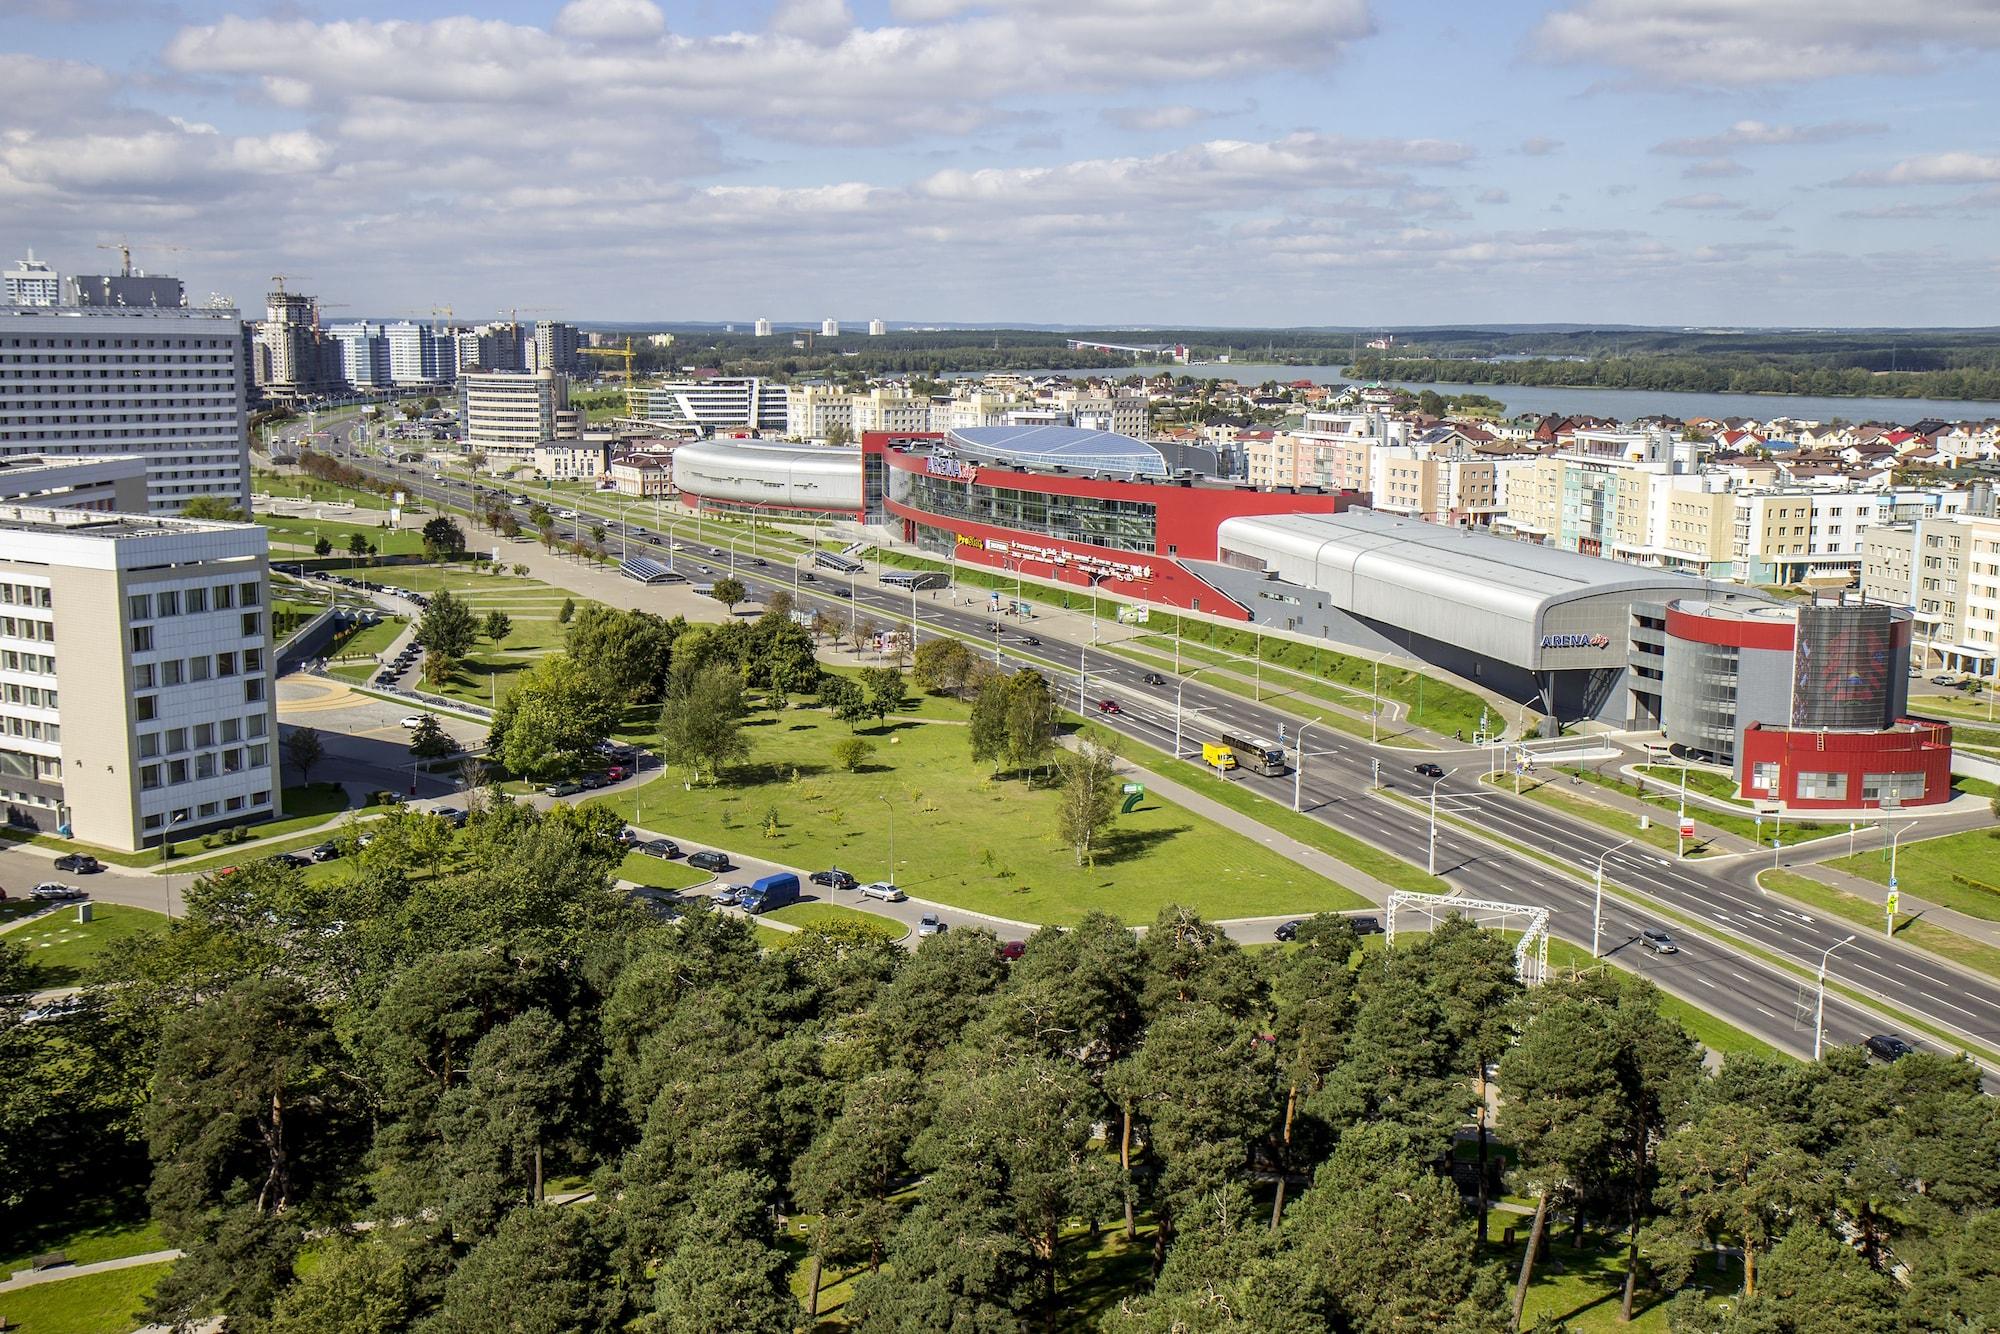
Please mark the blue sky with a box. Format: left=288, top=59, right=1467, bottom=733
left=3, top=0, right=1999, bottom=326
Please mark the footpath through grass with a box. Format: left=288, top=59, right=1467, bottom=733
left=1829, top=825, right=2000, bottom=923
left=585, top=698, right=1367, bottom=926
left=1759, top=869, right=2000, bottom=983
left=0, top=1260, right=175, bottom=1334
left=5, top=904, right=168, bottom=989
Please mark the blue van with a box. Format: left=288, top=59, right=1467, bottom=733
left=739, top=872, right=801, bottom=915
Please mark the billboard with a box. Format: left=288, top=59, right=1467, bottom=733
left=1791, top=604, right=1896, bottom=729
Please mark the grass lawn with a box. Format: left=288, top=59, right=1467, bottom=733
left=1828, top=826, right=2000, bottom=923
left=753, top=922, right=794, bottom=950
left=1759, top=869, right=2000, bottom=983
left=6, top=784, right=353, bottom=869
left=1506, top=1231, right=1743, bottom=1332
left=6, top=904, right=168, bottom=989
left=584, top=700, right=1367, bottom=927
left=256, top=514, right=426, bottom=558
left=252, top=471, right=389, bottom=508
left=764, top=901, right=909, bottom=940
left=0, top=1260, right=175, bottom=1334
left=0, top=1200, right=164, bottom=1278
left=324, top=614, right=406, bottom=668
left=616, top=850, right=711, bottom=893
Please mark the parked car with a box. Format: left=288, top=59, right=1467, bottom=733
left=30, top=882, right=80, bottom=901
left=1096, top=698, right=1121, bottom=714
left=577, top=774, right=606, bottom=790
left=860, top=881, right=906, bottom=902
left=434, top=807, right=469, bottom=828
left=1274, top=919, right=1301, bottom=942
left=543, top=780, right=584, bottom=797
left=1865, top=1033, right=1915, bottom=1061
left=688, top=850, right=732, bottom=873
left=1414, top=762, right=1446, bottom=779
left=1639, top=928, right=1680, bottom=955
left=1932, top=673, right=1959, bottom=686
left=309, top=841, right=342, bottom=863
left=269, top=852, right=311, bottom=869
left=638, top=838, right=682, bottom=859
left=711, top=884, right=746, bottom=907
left=1349, top=915, right=1383, bottom=936
left=810, top=868, right=857, bottom=891
left=52, top=853, right=101, bottom=874
left=739, top=872, right=801, bottom=915
left=400, top=715, right=425, bottom=728
left=916, top=912, right=947, bottom=938
left=998, top=940, right=1026, bottom=961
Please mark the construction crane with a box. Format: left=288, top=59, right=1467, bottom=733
left=270, top=273, right=308, bottom=295
left=581, top=338, right=640, bottom=419
left=96, top=239, right=183, bottom=277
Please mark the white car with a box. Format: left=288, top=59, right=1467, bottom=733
left=859, top=881, right=906, bottom=903
left=400, top=715, right=425, bottom=728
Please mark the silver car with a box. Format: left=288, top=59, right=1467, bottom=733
left=860, top=881, right=906, bottom=903
left=916, top=913, right=947, bottom=938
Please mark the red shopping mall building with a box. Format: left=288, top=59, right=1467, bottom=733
left=863, top=426, right=1360, bottom=619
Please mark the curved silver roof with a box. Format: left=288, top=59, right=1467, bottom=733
left=671, top=438, right=861, bottom=511
left=947, top=425, right=1166, bottom=477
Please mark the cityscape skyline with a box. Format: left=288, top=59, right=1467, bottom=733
left=5, top=1, right=2000, bottom=327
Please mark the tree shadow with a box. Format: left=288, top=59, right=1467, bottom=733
left=729, top=760, right=830, bottom=784
left=1093, top=824, right=1192, bottom=866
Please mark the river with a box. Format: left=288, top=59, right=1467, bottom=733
left=954, top=364, right=2000, bottom=427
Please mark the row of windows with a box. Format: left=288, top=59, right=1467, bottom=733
left=0, top=747, right=60, bottom=782
left=0, top=585, right=52, bottom=609
left=135, top=677, right=264, bottom=721
left=890, top=471, right=1160, bottom=554
left=1, top=651, right=55, bottom=675
left=137, top=713, right=266, bottom=756
left=3, top=683, right=56, bottom=709
left=1, top=715, right=58, bottom=743
left=129, top=582, right=261, bottom=622
left=1, top=337, right=232, bottom=349
left=132, top=645, right=263, bottom=686
left=0, top=618, right=55, bottom=643
left=0, top=428, right=238, bottom=441
left=139, top=744, right=269, bottom=789
left=142, top=791, right=272, bottom=832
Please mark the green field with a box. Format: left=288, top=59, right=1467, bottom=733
left=585, top=701, right=1368, bottom=926
left=256, top=513, right=426, bottom=558
left=764, top=900, right=910, bottom=939
left=0, top=1260, right=174, bottom=1334
left=615, top=850, right=712, bottom=892
left=252, top=470, right=389, bottom=508
left=1759, top=869, right=2000, bottom=982
left=4, top=904, right=168, bottom=989
left=1830, top=825, right=2000, bottom=923
left=1, top=1205, right=164, bottom=1280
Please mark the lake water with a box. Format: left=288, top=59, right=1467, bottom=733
left=963, top=363, right=2000, bottom=426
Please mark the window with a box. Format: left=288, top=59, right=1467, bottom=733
left=220, top=718, right=239, bottom=743
left=163, top=659, right=185, bottom=686
left=239, top=582, right=260, bottom=607
left=138, top=733, right=159, bottom=759
left=247, top=714, right=267, bottom=738
left=248, top=743, right=268, bottom=766
left=167, top=759, right=188, bottom=784
left=195, top=753, right=216, bottom=780
left=216, top=651, right=236, bottom=677
left=197, top=801, right=219, bottom=818
left=225, top=795, right=244, bottom=812
left=243, top=648, right=261, bottom=673
left=140, top=764, right=161, bottom=790
left=242, top=612, right=261, bottom=638
left=1862, top=772, right=1928, bottom=803
left=184, top=587, right=206, bottom=613
left=190, top=656, right=211, bottom=682
left=165, top=728, right=187, bottom=752
left=128, top=593, right=152, bottom=620
left=193, top=722, right=213, bottom=747
left=133, top=663, right=155, bottom=690
left=136, top=695, right=157, bottom=722
left=213, top=584, right=234, bottom=610
left=223, top=748, right=243, bottom=773
left=156, top=589, right=178, bottom=616
left=131, top=625, right=153, bottom=653
left=245, top=678, right=264, bottom=702
left=252, top=791, right=271, bottom=808
left=1797, top=771, right=1848, bottom=800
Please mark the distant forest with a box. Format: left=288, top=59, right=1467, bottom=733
left=607, top=326, right=2000, bottom=401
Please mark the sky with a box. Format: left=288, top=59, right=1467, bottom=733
left=4, top=0, right=2000, bottom=328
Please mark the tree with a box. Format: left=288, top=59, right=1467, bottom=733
left=313, top=536, right=334, bottom=558
left=792, top=1069, right=928, bottom=1314
left=565, top=605, right=681, bottom=703
left=407, top=714, right=454, bottom=759
left=1056, top=734, right=1120, bottom=866
left=651, top=1177, right=797, bottom=1334
left=262, top=1236, right=412, bottom=1334
left=425, top=1205, right=626, bottom=1334
left=816, top=674, right=874, bottom=732
left=1266, top=914, right=1360, bottom=1227
left=912, top=636, right=974, bottom=696
left=969, top=668, right=1011, bottom=773
left=860, top=665, right=909, bottom=719
left=710, top=576, right=747, bottom=615
left=1003, top=668, right=1058, bottom=777
left=433, top=1008, right=582, bottom=1226
left=1413, top=916, right=1523, bottom=1246
left=1719, top=1222, right=1902, bottom=1334
left=824, top=423, right=852, bottom=446
left=420, top=515, right=466, bottom=561
left=482, top=610, right=512, bottom=644
left=488, top=654, right=620, bottom=782
left=831, top=737, right=874, bottom=772
left=347, top=533, right=368, bottom=559
left=657, top=663, right=750, bottom=785
left=845, top=1156, right=1039, bottom=1332
left=286, top=726, right=324, bottom=786
left=181, top=495, right=245, bottom=521
left=419, top=648, right=455, bottom=691
left=557, top=596, right=575, bottom=624
left=590, top=522, right=607, bottom=550
left=414, top=589, right=477, bottom=660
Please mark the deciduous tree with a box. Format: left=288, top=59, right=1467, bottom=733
left=657, top=662, right=750, bottom=785
left=286, top=726, right=324, bottom=786
left=414, top=589, right=477, bottom=660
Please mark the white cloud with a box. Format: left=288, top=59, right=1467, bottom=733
left=1682, top=158, right=1749, bottom=179
left=768, top=0, right=854, bottom=44
left=1517, top=136, right=1563, bottom=156
left=1838, top=152, right=2000, bottom=186
left=1661, top=193, right=1737, bottom=210
left=1101, top=105, right=1212, bottom=132
left=1652, top=119, right=1884, bottom=155
left=1535, top=0, right=2000, bottom=83
left=552, top=0, right=666, bottom=43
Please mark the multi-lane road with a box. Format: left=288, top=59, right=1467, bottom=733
left=309, top=444, right=2000, bottom=1064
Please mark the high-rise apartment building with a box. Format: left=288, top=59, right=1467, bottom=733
left=532, top=321, right=582, bottom=376
left=754, top=318, right=772, bottom=338
left=384, top=322, right=456, bottom=386
left=1863, top=512, right=2000, bottom=676
left=3, top=252, right=60, bottom=307
left=251, top=286, right=340, bottom=399
left=461, top=321, right=527, bottom=373
left=460, top=370, right=579, bottom=466
left=0, top=505, right=279, bottom=850
left=634, top=378, right=787, bottom=432
left=0, top=301, right=251, bottom=513
left=821, top=318, right=840, bottom=337
left=868, top=319, right=886, bottom=336
left=330, top=323, right=392, bottom=388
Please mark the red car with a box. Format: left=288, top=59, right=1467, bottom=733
left=1096, top=699, right=1121, bottom=714
left=998, top=940, right=1026, bottom=961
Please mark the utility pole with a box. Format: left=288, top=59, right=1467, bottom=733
left=1814, top=935, right=1857, bottom=1060
left=1592, top=838, right=1632, bottom=958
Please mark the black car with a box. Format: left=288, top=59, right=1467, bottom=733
left=1142, top=673, right=1166, bottom=686
left=309, top=841, right=342, bottom=862
left=1865, top=1033, right=1915, bottom=1062
left=810, top=868, right=858, bottom=891
left=828, top=587, right=852, bottom=599
left=687, top=850, right=732, bottom=873
left=638, top=838, right=681, bottom=859
left=52, top=853, right=102, bottom=874
left=434, top=807, right=469, bottom=828
left=1414, top=762, right=1447, bottom=780
left=1349, top=915, right=1384, bottom=936
left=269, top=851, right=311, bottom=869
left=1274, top=919, right=1301, bottom=943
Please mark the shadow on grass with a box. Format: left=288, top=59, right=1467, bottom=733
left=1092, top=824, right=1192, bottom=866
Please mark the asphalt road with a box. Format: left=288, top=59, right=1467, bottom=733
left=324, top=449, right=2000, bottom=1064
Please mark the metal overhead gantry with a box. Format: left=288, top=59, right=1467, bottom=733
left=1386, top=891, right=1552, bottom=986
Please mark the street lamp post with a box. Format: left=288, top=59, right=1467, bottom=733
left=1292, top=720, right=1321, bottom=813
left=1172, top=664, right=1234, bottom=762
left=877, top=794, right=894, bottom=886
left=1592, top=838, right=1633, bottom=958
left=1427, top=769, right=1454, bottom=877
left=1886, top=820, right=1908, bottom=937
left=1814, top=934, right=1858, bottom=1060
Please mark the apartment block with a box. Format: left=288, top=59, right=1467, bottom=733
left=3, top=252, right=60, bottom=307
left=634, top=378, right=787, bottom=432
left=785, top=384, right=857, bottom=439
left=0, top=455, right=149, bottom=512
left=1865, top=514, right=2000, bottom=675
left=0, top=506, right=279, bottom=851
left=460, top=370, right=580, bottom=466
left=0, top=302, right=251, bottom=513
left=532, top=321, right=582, bottom=377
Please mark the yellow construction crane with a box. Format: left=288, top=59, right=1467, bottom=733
left=581, top=338, right=639, bottom=418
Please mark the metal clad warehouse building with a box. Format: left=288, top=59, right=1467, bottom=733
left=1207, top=509, right=1699, bottom=726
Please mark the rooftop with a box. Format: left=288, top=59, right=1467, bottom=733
left=0, top=505, right=255, bottom=541
left=946, top=424, right=1167, bottom=478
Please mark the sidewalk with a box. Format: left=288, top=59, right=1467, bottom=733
left=0, top=1249, right=182, bottom=1293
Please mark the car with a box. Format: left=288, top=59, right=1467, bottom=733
left=434, top=807, right=469, bottom=828
left=711, top=884, right=746, bottom=907
left=860, top=881, right=907, bottom=902
left=1096, top=699, right=1121, bottom=714
left=1639, top=928, right=1680, bottom=955
left=577, top=774, right=606, bottom=790
left=1932, top=673, right=1959, bottom=686
left=603, top=765, right=627, bottom=782
left=751, top=558, right=768, bottom=567
left=1414, top=762, right=1446, bottom=779
left=1273, top=919, right=1301, bottom=942
left=1865, top=1033, right=1915, bottom=1062
left=1023, top=636, right=1040, bottom=646
left=1349, top=915, right=1383, bottom=936
left=810, top=868, right=858, bottom=891
left=638, top=838, right=681, bottom=859
left=543, top=780, right=584, bottom=797
left=21, top=997, right=86, bottom=1024
left=800, top=571, right=816, bottom=581
left=52, top=853, right=101, bottom=874
left=400, top=715, right=425, bottom=728
left=30, top=882, right=80, bottom=900
left=1142, top=673, right=1166, bottom=686
left=269, top=852, right=311, bottom=869
left=916, top=912, right=947, bottom=937
left=688, top=850, right=732, bottom=873
left=309, top=841, right=342, bottom=862
left=828, top=587, right=852, bottom=598
left=998, top=940, right=1026, bottom=961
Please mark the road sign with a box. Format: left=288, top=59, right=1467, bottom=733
left=1886, top=890, right=1900, bottom=915
left=1120, top=783, right=1145, bottom=814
